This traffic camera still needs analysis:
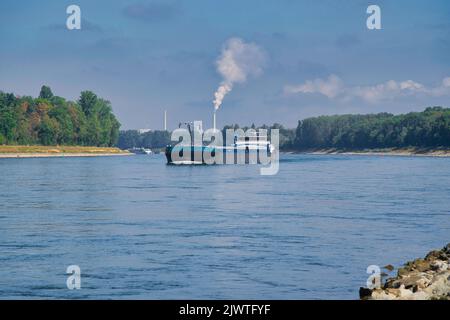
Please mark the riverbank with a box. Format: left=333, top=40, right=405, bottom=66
left=293, top=147, right=450, bottom=157
left=360, top=243, right=450, bottom=300
left=0, top=145, right=131, bottom=158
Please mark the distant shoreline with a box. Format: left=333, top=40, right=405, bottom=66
left=289, top=148, right=450, bottom=158
left=0, top=145, right=131, bottom=159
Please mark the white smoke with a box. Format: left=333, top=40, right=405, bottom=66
left=213, top=38, right=266, bottom=110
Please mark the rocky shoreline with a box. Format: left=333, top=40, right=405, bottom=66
left=360, top=243, right=450, bottom=300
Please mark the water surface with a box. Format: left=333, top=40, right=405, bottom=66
left=0, top=154, right=449, bottom=299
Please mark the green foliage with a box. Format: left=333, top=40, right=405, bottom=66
left=0, top=86, right=121, bottom=146
left=118, top=130, right=171, bottom=149
left=106, top=107, right=450, bottom=151
left=220, top=109, right=450, bottom=151
left=39, top=85, right=53, bottom=100
left=78, top=91, right=98, bottom=117
left=293, top=107, right=450, bottom=150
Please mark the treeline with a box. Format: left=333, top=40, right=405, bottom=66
left=293, top=107, right=450, bottom=150
left=117, top=107, right=450, bottom=151
left=118, top=130, right=171, bottom=149
left=0, top=86, right=120, bottom=146
left=118, top=124, right=295, bottom=150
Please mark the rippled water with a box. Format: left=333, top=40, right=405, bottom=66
left=0, top=154, right=449, bottom=299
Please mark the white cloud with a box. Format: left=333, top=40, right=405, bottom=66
left=430, top=77, right=450, bottom=96
left=284, top=75, right=450, bottom=103
left=284, top=74, right=343, bottom=98
left=350, top=79, right=426, bottom=103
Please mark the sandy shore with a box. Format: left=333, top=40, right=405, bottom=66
left=0, top=153, right=132, bottom=158
left=0, top=146, right=132, bottom=158
left=296, top=148, right=450, bottom=157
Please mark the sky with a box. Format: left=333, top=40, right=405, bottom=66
left=0, top=0, right=449, bottom=130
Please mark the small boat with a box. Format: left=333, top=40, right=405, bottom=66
left=129, top=147, right=153, bottom=155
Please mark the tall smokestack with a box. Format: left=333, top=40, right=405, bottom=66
left=164, top=110, right=167, bottom=131
left=213, top=111, right=216, bottom=131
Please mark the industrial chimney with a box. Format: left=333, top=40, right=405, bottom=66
left=164, top=110, right=167, bottom=131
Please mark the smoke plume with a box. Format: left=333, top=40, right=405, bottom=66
left=213, top=38, right=266, bottom=110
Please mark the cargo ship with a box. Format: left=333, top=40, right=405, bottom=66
left=165, top=121, right=274, bottom=165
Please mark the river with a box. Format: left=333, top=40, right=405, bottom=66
left=0, top=154, right=449, bottom=299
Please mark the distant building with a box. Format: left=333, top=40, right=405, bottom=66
left=137, top=129, right=152, bottom=134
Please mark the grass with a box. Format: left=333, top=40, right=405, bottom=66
left=0, top=145, right=129, bottom=154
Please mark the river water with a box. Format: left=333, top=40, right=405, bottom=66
left=0, top=154, right=449, bottom=299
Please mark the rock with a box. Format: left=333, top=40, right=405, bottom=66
left=359, top=287, right=372, bottom=299
left=443, top=243, right=450, bottom=255
left=397, top=285, right=415, bottom=299
left=361, top=244, right=450, bottom=300
left=371, top=289, right=395, bottom=300
left=416, top=275, right=433, bottom=289
left=427, top=246, right=450, bottom=261
left=385, top=280, right=400, bottom=289
left=398, top=267, right=409, bottom=277
left=412, top=259, right=430, bottom=272
left=385, top=288, right=401, bottom=297
left=398, top=274, right=427, bottom=291
left=383, top=264, right=395, bottom=271
left=430, top=260, right=448, bottom=272
left=425, top=250, right=442, bottom=261
left=422, top=271, right=450, bottom=299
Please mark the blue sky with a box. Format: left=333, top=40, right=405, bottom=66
left=0, top=0, right=449, bottom=129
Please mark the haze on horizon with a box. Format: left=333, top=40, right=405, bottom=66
left=0, top=0, right=449, bottom=130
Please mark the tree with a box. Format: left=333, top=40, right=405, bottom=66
left=118, top=130, right=171, bottom=149
left=78, top=91, right=98, bottom=116
left=0, top=87, right=121, bottom=146
left=38, top=116, right=59, bottom=145
left=39, top=85, right=53, bottom=100
left=292, top=108, right=450, bottom=150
